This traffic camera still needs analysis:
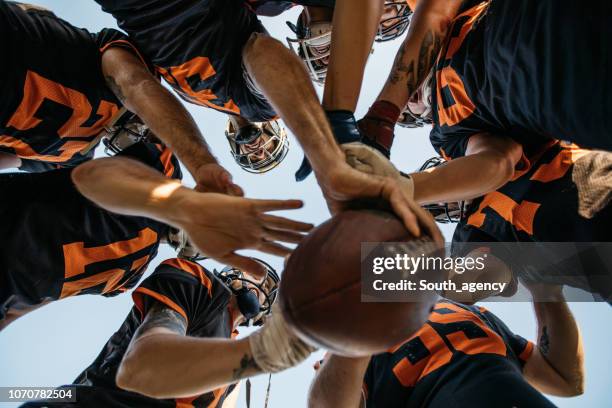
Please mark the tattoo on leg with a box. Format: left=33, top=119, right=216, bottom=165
left=232, top=354, right=260, bottom=380
left=105, top=76, right=126, bottom=103
left=539, top=326, right=550, bottom=355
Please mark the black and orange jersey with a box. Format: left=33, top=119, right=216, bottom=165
left=429, top=0, right=612, bottom=159
left=461, top=142, right=612, bottom=243
left=450, top=142, right=612, bottom=301
left=0, top=142, right=182, bottom=324
left=0, top=1, right=147, bottom=171
left=94, top=0, right=334, bottom=122
left=23, top=258, right=237, bottom=408
left=363, top=301, right=555, bottom=408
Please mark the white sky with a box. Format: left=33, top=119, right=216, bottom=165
left=0, top=2, right=610, bottom=408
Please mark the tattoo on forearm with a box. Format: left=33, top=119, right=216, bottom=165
left=389, top=30, right=442, bottom=97
left=232, top=354, right=260, bottom=380
left=105, top=76, right=126, bottom=103
left=134, top=302, right=188, bottom=340
left=539, top=326, right=550, bottom=355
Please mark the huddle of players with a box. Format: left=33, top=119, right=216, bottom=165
left=0, top=0, right=609, bottom=406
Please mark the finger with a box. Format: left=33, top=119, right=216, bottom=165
left=412, top=203, right=444, bottom=245
left=220, top=253, right=267, bottom=278
left=251, top=199, right=304, bottom=212
left=258, top=240, right=293, bottom=257
left=260, top=214, right=314, bottom=232
left=226, top=182, right=245, bottom=197
left=262, top=228, right=307, bottom=244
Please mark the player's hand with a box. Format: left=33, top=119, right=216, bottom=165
left=342, top=142, right=414, bottom=197
left=167, top=190, right=313, bottom=277
left=316, top=151, right=442, bottom=245
left=249, top=303, right=317, bottom=373
left=194, top=163, right=244, bottom=196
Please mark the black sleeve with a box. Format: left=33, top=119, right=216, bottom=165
left=479, top=307, right=535, bottom=368
left=131, top=258, right=228, bottom=329
left=117, top=141, right=183, bottom=180
left=429, top=125, right=473, bottom=160
left=94, top=28, right=154, bottom=72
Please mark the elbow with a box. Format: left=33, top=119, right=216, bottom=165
left=565, top=375, right=585, bottom=397
left=71, top=160, right=100, bottom=191
left=116, top=344, right=165, bottom=398
left=489, top=144, right=522, bottom=189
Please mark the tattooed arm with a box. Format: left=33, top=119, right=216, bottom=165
left=116, top=302, right=262, bottom=399
left=376, top=0, right=463, bottom=109
left=101, top=46, right=242, bottom=196
left=523, top=284, right=585, bottom=397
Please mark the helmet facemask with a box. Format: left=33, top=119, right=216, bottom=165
left=226, top=119, right=289, bottom=174
left=418, top=157, right=465, bottom=223
left=377, top=1, right=413, bottom=42
left=286, top=10, right=332, bottom=85
left=215, top=260, right=280, bottom=327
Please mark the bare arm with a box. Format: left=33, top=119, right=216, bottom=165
left=370, top=0, right=463, bottom=110
left=308, top=355, right=370, bottom=408
left=0, top=152, right=21, bottom=170
left=71, top=156, right=312, bottom=277
left=410, top=133, right=523, bottom=204
left=523, top=285, right=585, bottom=397
left=101, top=47, right=241, bottom=195
left=116, top=302, right=261, bottom=399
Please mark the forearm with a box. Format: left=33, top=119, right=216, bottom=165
left=410, top=151, right=516, bottom=204
left=532, top=295, right=584, bottom=394
left=117, top=335, right=261, bottom=399
left=377, top=0, right=461, bottom=107
left=322, top=0, right=383, bottom=111
left=71, top=157, right=187, bottom=226
left=102, top=48, right=217, bottom=177
left=308, top=355, right=370, bottom=408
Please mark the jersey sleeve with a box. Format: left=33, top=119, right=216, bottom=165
left=94, top=28, right=153, bottom=73
left=429, top=125, right=474, bottom=160
left=132, top=258, right=229, bottom=329
left=117, top=142, right=183, bottom=181
left=479, top=307, right=535, bottom=368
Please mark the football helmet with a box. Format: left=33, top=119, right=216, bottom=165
left=286, top=9, right=332, bottom=85
left=215, top=259, right=280, bottom=327
left=377, top=1, right=413, bottom=42
left=226, top=117, right=289, bottom=174
left=287, top=1, right=411, bottom=84
left=81, top=108, right=151, bottom=156
left=397, top=69, right=434, bottom=128
left=418, top=157, right=465, bottom=223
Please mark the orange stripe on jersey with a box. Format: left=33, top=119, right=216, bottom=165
left=467, top=191, right=540, bottom=235
left=0, top=135, right=90, bottom=164
left=434, top=2, right=488, bottom=127
left=428, top=303, right=506, bottom=357
left=157, top=57, right=240, bottom=115
left=60, top=267, right=125, bottom=298
left=133, top=287, right=189, bottom=323
left=519, top=341, right=535, bottom=362
left=162, top=258, right=213, bottom=298
left=530, top=144, right=590, bottom=183
left=63, top=228, right=158, bottom=279
left=8, top=70, right=118, bottom=138
left=156, top=144, right=176, bottom=177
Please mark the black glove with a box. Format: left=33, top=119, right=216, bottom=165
left=295, top=110, right=362, bottom=182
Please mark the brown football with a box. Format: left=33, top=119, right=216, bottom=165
left=279, top=209, right=443, bottom=356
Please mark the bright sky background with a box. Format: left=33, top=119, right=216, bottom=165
left=1, top=2, right=610, bottom=407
